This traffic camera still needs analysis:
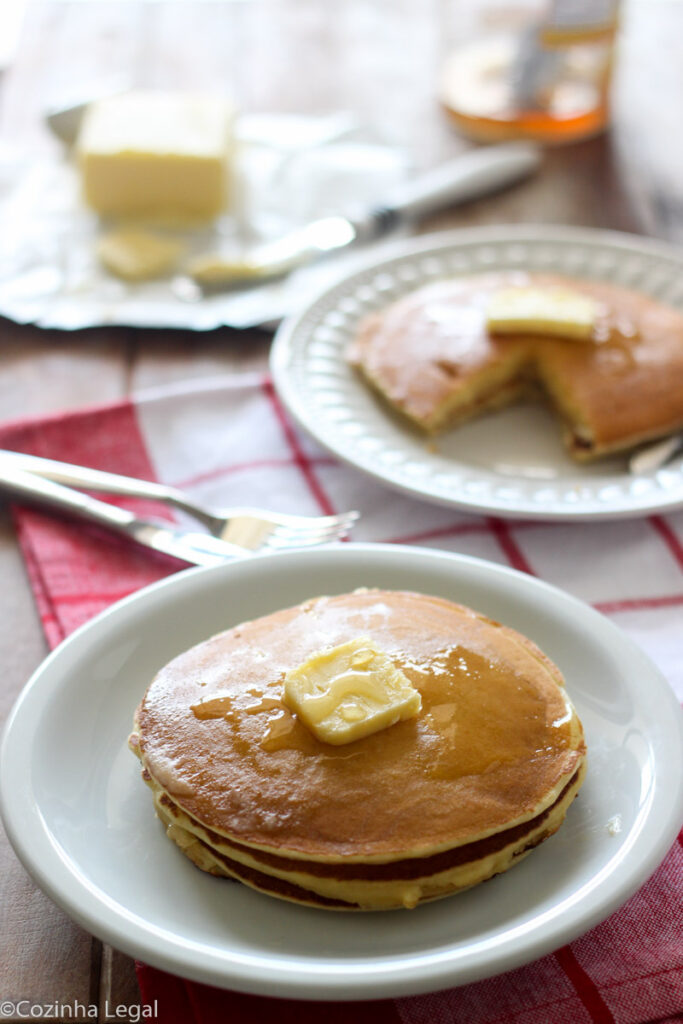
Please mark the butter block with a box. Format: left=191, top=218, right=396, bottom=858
left=283, top=637, right=421, bottom=746
left=486, top=285, right=600, bottom=341
left=76, top=91, right=234, bottom=221
left=97, top=227, right=183, bottom=280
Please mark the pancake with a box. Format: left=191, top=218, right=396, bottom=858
left=347, top=272, right=683, bottom=460
left=130, top=589, right=586, bottom=910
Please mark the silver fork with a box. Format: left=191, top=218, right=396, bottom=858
left=0, top=450, right=358, bottom=561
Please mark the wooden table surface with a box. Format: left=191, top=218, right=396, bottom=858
left=0, top=1, right=681, bottom=1019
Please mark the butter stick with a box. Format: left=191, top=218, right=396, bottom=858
left=77, top=91, right=235, bottom=222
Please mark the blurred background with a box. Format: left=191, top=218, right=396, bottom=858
left=1, top=0, right=681, bottom=241
left=0, top=0, right=680, bottom=419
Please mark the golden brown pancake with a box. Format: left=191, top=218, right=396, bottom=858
left=347, top=272, right=683, bottom=460
left=130, top=589, right=586, bottom=910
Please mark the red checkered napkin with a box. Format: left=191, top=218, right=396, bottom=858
left=1, top=374, right=681, bottom=1024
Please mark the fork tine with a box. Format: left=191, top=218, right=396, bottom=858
left=269, top=520, right=355, bottom=537
left=266, top=532, right=345, bottom=550
left=217, top=509, right=358, bottom=551
left=268, top=530, right=346, bottom=549
left=269, top=510, right=359, bottom=536
left=270, top=516, right=357, bottom=544
left=267, top=515, right=358, bottom=549
left=249, top=509, right=359, bottom=531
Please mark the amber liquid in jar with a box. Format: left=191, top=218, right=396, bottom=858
left=439, top=1, right=619, bottom=145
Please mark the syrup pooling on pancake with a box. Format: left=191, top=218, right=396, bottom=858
left=194, top=638, right=572, bottom=778
left=131, top=589, right=586, bottom=909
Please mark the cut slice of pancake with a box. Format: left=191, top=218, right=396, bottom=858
left=130, top=589, right=587, bottom=911
left=347, top=272, right=683, bottom=461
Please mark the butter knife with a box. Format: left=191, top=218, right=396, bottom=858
left=0, top=462, right=243, bottom=566
left=188, top=142, right=542, bottom=287
left=628, top=434, right=683, bottom=475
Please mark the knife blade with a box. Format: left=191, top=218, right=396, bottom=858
left=188, top=142, right=542, bottom=287
left=628, top=434, right=683, bottom=475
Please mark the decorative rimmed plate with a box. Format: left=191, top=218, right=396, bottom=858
left=271, top=225, right=683, bottom=520
left=2, top=545, right=682, bottom=1000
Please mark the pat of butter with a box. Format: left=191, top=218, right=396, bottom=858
left=187, top=253, right=265, bottom=286
left=97, top=227, right=183, bottom=280
left=76, top=91, right=235, bottom=221
left=283, top=637, right=421, bottom=746
left=486, top=286, right=600, bottom=341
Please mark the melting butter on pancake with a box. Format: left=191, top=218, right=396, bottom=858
left=282, top=636, right=422, bottom=745
left=347, top=272, right=683, bottom=461
left=130, top=589, right=586, bottom=910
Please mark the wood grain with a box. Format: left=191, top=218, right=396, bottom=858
left=0, top=0, right=680, bottom=1018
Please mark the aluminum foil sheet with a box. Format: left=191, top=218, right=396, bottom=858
left=0, top=114, right=409, bottom=332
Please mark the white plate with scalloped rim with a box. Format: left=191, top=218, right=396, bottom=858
left=271, top=225, right=683, bottom=520
left=1, top=544, right=682, bottom=1000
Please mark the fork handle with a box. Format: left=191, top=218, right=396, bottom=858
left=0, top=456, right=138, bottom=532
left=0, top=457, right=246, bottom=565
left=0, top=449, right=192, bottom=513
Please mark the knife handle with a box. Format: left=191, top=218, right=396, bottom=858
left=375, top=142, right=541, bottom=227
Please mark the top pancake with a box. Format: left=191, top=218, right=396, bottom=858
left=347, top=272, right=683, bottom=457
left=136, top=589, right=585, bottom=860
left=135, top=589, right=584, bottom=860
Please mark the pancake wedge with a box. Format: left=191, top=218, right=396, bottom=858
left=130, top=589, right=586, bottom=910
left=347, top=272, right=683, bottom=461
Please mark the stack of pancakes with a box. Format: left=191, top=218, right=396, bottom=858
left=131, top=590, right=586, bottom=910
left=347, top=272, right=683, bottom=460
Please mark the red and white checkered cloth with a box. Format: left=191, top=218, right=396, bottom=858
left=0, top=374, right=681, bottom=1024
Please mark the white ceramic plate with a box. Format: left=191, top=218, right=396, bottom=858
left=2, top=544, right=682, bottom=1000
left=271, top=225, right=683, bottom=520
